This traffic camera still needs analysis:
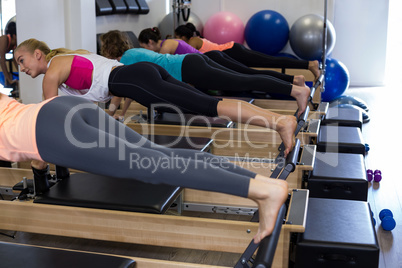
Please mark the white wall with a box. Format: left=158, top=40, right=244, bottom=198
left=96, top=0, right=169, bottom=35
left=331, top=0, right=389, bottom=86
left=16, top=0, right=65, bottom=104
left=16, top=0, right=96, bottom=104
left=15, top=0, right=389, bottom=104
left=95, top=0, right=335, bottom=53
left=64, top=0, right=97, bottom=52
left=188, top=0, right=388, bottom=87
left=95, top=0, right=389, bottom=87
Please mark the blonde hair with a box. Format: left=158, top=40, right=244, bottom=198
left=16, top=38, right=90, bottom=61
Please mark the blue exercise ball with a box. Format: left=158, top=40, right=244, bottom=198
left=322, top=58, right=350, bottom=102
left=245, top=10, right=289, bottom=55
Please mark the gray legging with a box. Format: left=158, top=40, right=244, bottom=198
left=35, top=96, right=256, bottom=197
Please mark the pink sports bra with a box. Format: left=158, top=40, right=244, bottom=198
left=64, top=56, right=93, bottom=90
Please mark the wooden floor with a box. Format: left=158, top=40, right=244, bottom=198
left=0, top=86, right=401, bottom=267
left=346, top=86, right=402, bottom=268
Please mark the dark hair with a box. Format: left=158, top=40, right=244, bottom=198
left=100, top=30, right=131, bottom=59
left=5, top=21, right=16, bottom=36
left=185, top=22, right=203, bottom=38
left=174, top=25, right=193, bottom=40
left=138, top=27, right=161, bottom=44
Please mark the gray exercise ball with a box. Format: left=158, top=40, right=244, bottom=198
left=289, top=14, right=336, bottom=61
left=158, top=11, right=203, bottom=39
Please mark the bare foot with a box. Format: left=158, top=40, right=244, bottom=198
left=308, top=60, right=321, bottom=80
left=248, top=178, right=289, bottom=244
left=293, top=75, right=306, bottom=87
left=276, top=115, right=297, bottom=157
left=31, top=160, right=48, bottom=170
left=254, top=174, right=290, bottom=188
left=290, top=86, right=310, bottom=117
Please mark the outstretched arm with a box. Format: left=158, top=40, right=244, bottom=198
left=107, top=96, right=123, bottom=116
left=42, top=56, right=72, bottom=99
left=0, top=36, right=15, bottom=85
left=120, top=98, right=133, bottom=117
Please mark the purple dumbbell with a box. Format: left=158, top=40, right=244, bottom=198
left=366, top=169, right=374, bottom=182
left=374, top=172, right=382, bottom=182
left=374, top=169, right=382, bottom=175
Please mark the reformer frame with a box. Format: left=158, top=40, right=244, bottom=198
left=121, top=74, right=325, bottom=147
left=0, top=142, right=309, bottom=268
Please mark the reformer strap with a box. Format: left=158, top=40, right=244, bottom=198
left=234, top=204, right=287, bottom=268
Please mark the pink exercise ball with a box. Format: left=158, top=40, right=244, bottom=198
left=203, top=12, right=244, bottom=44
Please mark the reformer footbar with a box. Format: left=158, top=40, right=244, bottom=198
left=309, top=73, right=324, bottom=110
left=235, top=205, right=286, bottom=268
left=234, top=139, right=301, bottom=268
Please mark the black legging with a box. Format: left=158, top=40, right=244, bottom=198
left=35, top=96, right=256, bottom=197
left=223, top=43, right=309, bottom=69
left=181, top=54, right=293, bottom=95
left=108, top=62, right=220, bottom=117
left=204, top=50, right=294, bottom=83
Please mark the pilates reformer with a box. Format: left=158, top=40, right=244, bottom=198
left=0, top=88, right=366, bottom=268
left=0, top=139, right=307, bottom=268
left=183, top=107, right=315, bottom=213
left=12, top=91, right=317, bottom=201
left=0, top=202, right=288, bottom=268
left=11, top=130, right=315, bottom=208
left=137, top=96, right=364, bottom=205
left=0, top=161, right=292, bottom=268
left=0, top=241, right=136, bottom=268
left=122, top=67, right=362, bottom=150
left=11, top=132, right=314, bottom=210
left=124, top=79, right=324, bottom=146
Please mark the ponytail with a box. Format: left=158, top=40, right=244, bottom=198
left=174, top=25, right=193, bottom=40
left=16, top=38, right=89, bottom=61
left=185, top=22, right=203, bottom=38
left=45, top=48, right=90, bottom=61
